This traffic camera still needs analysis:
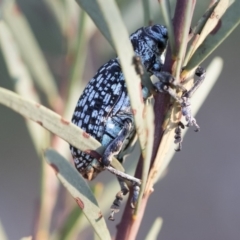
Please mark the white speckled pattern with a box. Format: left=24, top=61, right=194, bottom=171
left=70, top=25, right=168, bottom=179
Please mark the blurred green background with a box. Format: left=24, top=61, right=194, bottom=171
left=0, top=0, right=240, bottom=239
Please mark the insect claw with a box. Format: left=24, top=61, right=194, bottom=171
left=130, top=184, right=140, bottom=209
left=109, top=203, right=120, bottom=221
left=175, top=142, right=182, bottom=152
left=108, top=210, right=116, bottom=221
left=131, top=201, right=136, bottom=209
left=179, top=121, right=185, bottom=129
left=194, top=127, right=200, bottom=132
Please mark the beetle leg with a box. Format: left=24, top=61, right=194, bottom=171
left=174, top=122, right=185, bottom=151
left=101, top=119, right=142, bottom=220
left=108, top=177, right=141, bottom=220
left=182, top=66, right=206, bottom=99
left=157, top=84, right=200, bottom=132
left=180, top=66, right=206, bottom=131
left=109, top=178, right=129, bottom=221
left=131, top=183, right=141, bottom=208
left=105, top=166, right=141, bottom=211
left=102, top=120, right=132, bottom=166
left=153, top=66, right=206, bottom=150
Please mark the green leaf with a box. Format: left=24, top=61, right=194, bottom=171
left=43, top=0, right=67, bottom=34
left=75, top=0, right=114, bottom=48
left=0, top=220, right=8, bottom=240
left=184, top=0, right=220, bottom=65
left=0, top=87, right=124, bottom=172
left=134, top=101, right=155, bottom=215
left=44, top=149, right=111, bottom=240
left=185, top=0, right=240, bottom=71
left=142, top=0, right=151, bottom=26
left=159, top=0, right=176, bottom=55
left=60, top=158, right=138, bottom=234
left=145, top=217, right=163, bottom=240
left=64, top=10, right=89, bottom=118
left=0, top=20, right=47, bottom=154
left=3, top=0, right=61, bottom=109
left=77, top=0, right=148, bottom=160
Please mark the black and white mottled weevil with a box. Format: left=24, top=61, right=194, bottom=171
left=70, top=24, right=206, bottom=220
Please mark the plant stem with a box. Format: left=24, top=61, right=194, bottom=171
left=115, top=1, right=196, bottom=239
left=115, top=94, right=169, bottom=240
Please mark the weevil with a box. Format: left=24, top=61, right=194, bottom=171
left=70, top=24, right=206, bottom=220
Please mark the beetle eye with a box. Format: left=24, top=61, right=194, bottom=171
left=158, top=41, right=164, bottom=50
left=151, top=25, right=160, bottom=33
left=162, top=32, right=168, bottom=38
left=152, top=25, right=168, bottom=39
left=158, top=37, right=168, bottom=51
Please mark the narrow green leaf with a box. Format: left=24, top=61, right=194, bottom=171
left=3, top=0, right=61, bottom=109
left=192, top=0, right=229, bottom=51
left=0, top=23, right=54, bottom=238
left=145, top=217, right=163, bottom=240
left=64, top=10, right=89, bottom=120
left=65, top=11, right=88, bottom=118
left=159, top=0, right=176, bottom=55
left=134, top=101, right=154, bottom=215
left=77, top=0, right=148, bottom=160
left=44, top=149, right=111, bottom=240
left=185, top=0, right=240, bottom=71
left=75, top=0, right=113, bottom=48
left=50, top=205, right=82, bottom=240
left=0, top=87, right=124, bottom=172
left=69, top=11, right=87, bottom=91
left=51, top=183, right=104, bottom=240
left=97, top=0, right=148, bottom=157
left=0, top=87, right=138, bottom=220
left=142, top=0, right=151, bottom=26
left=0, top=20, right=47, bottom=154
left=142, top=101, right=154, bottom=187
left=43, top=0, right=67, bottom=34
left=0, top=220, right=8, bottom=240
left=184, top=0, right=220, bottom=65
left=60, top=159, right=138, bottom=234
